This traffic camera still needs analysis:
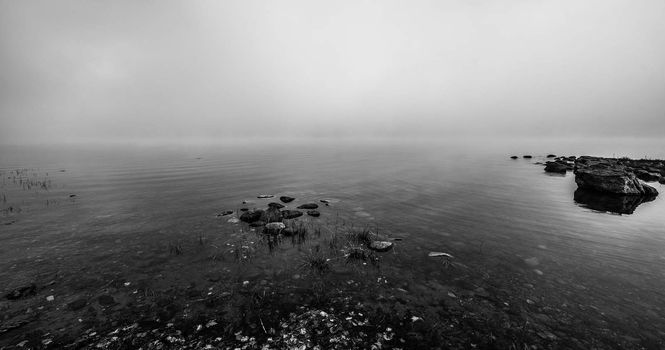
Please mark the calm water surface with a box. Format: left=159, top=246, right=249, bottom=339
left=1, top=137, right=665, bottom=348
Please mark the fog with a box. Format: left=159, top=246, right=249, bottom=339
left=1, top=0, right=664, bottom=144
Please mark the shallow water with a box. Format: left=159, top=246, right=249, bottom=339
left=1, top=137, right=665, bottom=348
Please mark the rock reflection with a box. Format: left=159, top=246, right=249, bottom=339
left=574, top=188, right=656, bottom=214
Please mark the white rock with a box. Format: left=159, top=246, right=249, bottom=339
left=265, top=222, right=285, bottom=230
left=368, top=241, right=394, bottom=252
left=428, top=252, right=453, bottom=258
left=524, top=257, right=539, bottom=266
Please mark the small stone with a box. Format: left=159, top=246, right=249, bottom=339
left=218, top=210, right=234, bottom=217
left=268, top=202, right=284, bottom=209
left=368, top=241, right=394, bottom=252
left=240, top=210, right=264, bottom=223
left=306, top=210, right=320, bottom=217
left=524, top=257, right=539, bottom=266
left=46, top=295, right=54, bottom=302
left=279, top=196, right=295, bottom=203
left=297, top=203, right=319, bottom=209
left=257, top=194, right=274, bottom=199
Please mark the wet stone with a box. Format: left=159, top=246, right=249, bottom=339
left=297, top=203, right=319, bottom=209
left=240, top=210, right=264, bottom=223
left=306, top=210, right=320, bottom=217
left=369, top=241, right=394, bottom=252
left=279, top=196, right=295, bottom=203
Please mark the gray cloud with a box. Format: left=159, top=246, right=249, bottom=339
left=1, top=0, right=664, bottom=143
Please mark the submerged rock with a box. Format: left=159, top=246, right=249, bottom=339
left=281, top=210, right=303, bottom=219
left=546, top=154, right=556, bottom=158
left=268, top=202, right=285, bottom=209
left=510, top=156, right=518, bottom=159
left=279, top=196, right=295, bottom=203
left=257, top=194, right=274, bottom=199
left=4, top=284, right=37, bottom=300
left=297, top=203, right=319, bottom=209
left=523, top=155, right=532, bottom=159
left=368, top=241, right=394, bottom=252
left=307, top=210, right=320, bottom=217
left=240, top=210, right=264, bottom=223
left=218, top=210, right=234, bottom=217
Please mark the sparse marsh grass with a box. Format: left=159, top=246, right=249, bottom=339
left=169, top=241, right=183, bottom=255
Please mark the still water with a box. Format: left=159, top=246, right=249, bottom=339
left=1, top=137, right=664, bottom=348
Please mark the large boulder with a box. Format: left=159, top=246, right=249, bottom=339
left=574, top=157, right=658, bottom=196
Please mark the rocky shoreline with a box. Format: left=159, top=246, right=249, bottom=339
left=513, top=154, right=663, bottom=214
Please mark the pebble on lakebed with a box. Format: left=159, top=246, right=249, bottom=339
left=368, top=241, right=394, bottom=252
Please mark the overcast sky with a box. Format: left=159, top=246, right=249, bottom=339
left=1, top=0, right=664, bottom=143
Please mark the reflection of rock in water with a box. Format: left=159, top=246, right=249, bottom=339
left=574, top=189, right=656, bottom=214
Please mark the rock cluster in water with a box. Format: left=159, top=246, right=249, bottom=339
left=516, top=154, right=663, bottom=214
left=235, top=196, right=330, bottom=227
left=574, top=156, right=659, bottom=197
